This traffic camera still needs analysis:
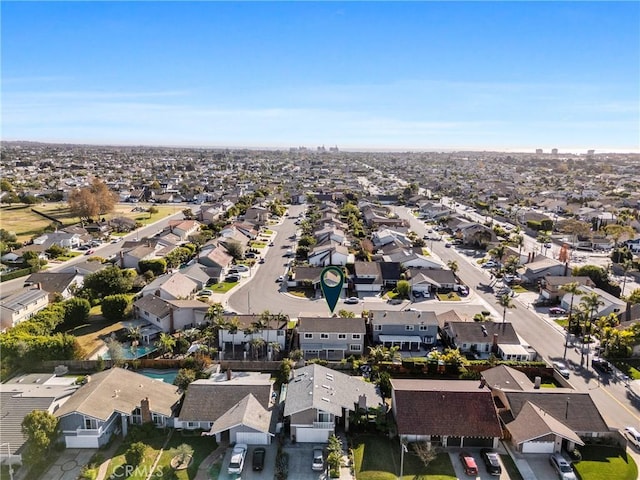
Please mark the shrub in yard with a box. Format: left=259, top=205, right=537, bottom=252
left=124, top=441, right=147, bottom=467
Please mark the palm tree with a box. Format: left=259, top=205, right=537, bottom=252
left=511, top=234, right=525, bottom=259
left=447, top=260, right=459, bottom=277
left=498, top=294, right=515, bottom=323
left=621, top=259, right=635, bottom=296
left=227, top=317, right=240, bottom=359
left=127, top=326, right=141, bottom=343
left=155, top=333, right=176, bottom=357
left=580, top=292, right=604, bottom=367
left=561, top=282, right=584, bottom=359
left=489, top=243, right=506, bottom=263
left=211, top=317, right=228, bottom=353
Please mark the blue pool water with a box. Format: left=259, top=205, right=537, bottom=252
left=102, top=345, right=158, bottom=360
left=139, top=369, right=178, bottom=384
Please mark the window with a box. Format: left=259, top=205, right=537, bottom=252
left=352, top=334, right=361, bottom=339
left=405, top=325, right=414, bottom=331
left=350, top=344, right=362, bottom=351
left=373, top=324, right=382, bottom=331
left=419, top=325, right=428, bottom=331
left=318, top=412, right=331, bottom=423
left=277, top=330, right=284, bottom=336
left=152, top=413, right=164, bottom=426
left=338, top=334, right=346, bottom=339
left=320, top=333, right=329, bottom=339
left=84, top=418, right=98, bottom=430
left=304, top=333, right=313, bottom=339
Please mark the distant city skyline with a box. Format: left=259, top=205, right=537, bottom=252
left=2, top=2, right=639, bottom=153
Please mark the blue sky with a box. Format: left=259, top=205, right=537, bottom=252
left=2, top=1, right=639, bottom=152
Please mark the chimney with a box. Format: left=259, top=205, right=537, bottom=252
left=227, top=368, right=232, bottom=381
left=492, top=333, right=499, bottom=354
left=141, top=397, right=152, bottom=423
left=358, top=394, right=367, bottom=410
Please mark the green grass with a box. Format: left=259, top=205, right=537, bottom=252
left=209, top=281, right=238, bottom=293
left=249, top=241, right=267, bottom=249
left=574, top=445, right=637, bottom=480
left=351, top=434, right=456, bottom=480
left=56, top=252, right=82, bottom=261
left=436, top=292, right=461, bottom=301
left=540, top=383, right=557, bottom=388
left=154, top=434, right=217, bottom=480
left=262, top=229, right=274, bottom=235
left=554, top=318, right=569, bottom=328
left=106, top=434, right=167, bottom=480
left=511, top=285, right=528, bottom=293
left=288, top=290, right=313, bottom=298
left=500, top=454, right=524, bottom=480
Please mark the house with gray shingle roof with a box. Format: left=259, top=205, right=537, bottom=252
left=133, top=294, right=209, bottom=333
left=297, top=317, right=366, bottom=360
left=0, top=287, right=49, bottom=331
left=0, top=373, right=78, bottom=464
left=369, top=310, right=438, bottom=350
left=55, top=368, right=182, bottom=448
left=391, top=379, right=503, bottom=448
left=141, top=272, right=198, bottom=301
left=24, top=272, right=83, bottom=300
left=177, top=370, right=274, bottom=444
left=284, top=364, right=382, bottom=443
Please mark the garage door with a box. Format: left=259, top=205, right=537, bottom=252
left=462, top=437, right=494, bottom=448
left=295, top=428, right=331, bottom=443
left=522, top=441, right=554, bottom=454
left=235, top=432, right=270, bottom=445
left=65, top=436, right=99, bottom=448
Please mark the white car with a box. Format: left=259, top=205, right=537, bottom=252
left=553, top=362, right=570, bottom=379
left=624, top=426, right=640, bottom=449
left=549, top=453, right=577, bottom=480
left=234, top=265, right=249, bottom=272
left=228, top=444, right=248, bottom=474
left=196, top=290, right=212, bottom=297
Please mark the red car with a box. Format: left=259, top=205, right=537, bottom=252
left=459, top=452, right=478, bottom=475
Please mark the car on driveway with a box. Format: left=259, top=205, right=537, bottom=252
left=252, top=447, right=266, bottom=471
left=197, top=290, right=212, bottom=297
left=553, top=361, right=571, bottom=379
left=344, top=296, right=360, bottom=304
left=480, top=449, right=501, bottom=476
left=549, top=452, right=577, bottom=480
left=623, top=426, right=640, bottom=449
left=549, top=307, right=567, bottom=315
left=459, top=451, right=478, bottom=475
left=483, top=260, right=498, bottom=268
left=228, top=444, right=247, bottom=474
left=592, top=357, right=613, bottom=373
left=312, top=448, right=324, bottom=471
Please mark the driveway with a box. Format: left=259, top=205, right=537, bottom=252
left=38, top=449, right=97, bottom=480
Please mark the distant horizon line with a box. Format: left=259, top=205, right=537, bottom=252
left=2, top=139, right=638, bottom=156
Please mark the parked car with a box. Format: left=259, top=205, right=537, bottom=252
left=245, top=252, right=257, bottom=259
left=480, top=449, right=502, bottom=476
left=549, top=307, right=567, bottom=315
left=85, top=249, right=95, bottom=255
left=344, top=296, right=360, bottom=304
left=196, top=290, right=212, bottom=297
left=458, top=286, right=469, bottom=296
left=549, top=453, right=577, bottom=480
left=252, top=447, right=266, bottom=471
left=592, top=357, right=613, bottom=373
left=459, top=451, right=478, bottom=475
left=234, top=265, right=250, bottom=272
left=553, top=361, right=571, bottom=379
left=225, top=275, right=240, bottom=282
left=623, top=426, right=640, bottom=449
left=445, top=243, right=452, bottom=248
left=483, top=260, right=498, bottom=268
left=228, top=444, right=247, bottom=474
left=276, top=275, right=284, bottom=283
left=312, top=448, right=324, bottom=471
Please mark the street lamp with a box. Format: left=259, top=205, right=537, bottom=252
left=399, top=440, right=408, bottom=479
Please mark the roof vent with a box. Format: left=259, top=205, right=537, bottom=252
left=322, top=397, right=330, bottom=402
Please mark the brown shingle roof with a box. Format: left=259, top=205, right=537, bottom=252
left=391, top=379, right=502, bottom=438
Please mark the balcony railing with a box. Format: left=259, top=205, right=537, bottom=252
left=312, top=421, right=334, bottom=429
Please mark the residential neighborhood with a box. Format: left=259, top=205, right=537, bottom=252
left=1, top=143, right=640, bottom=480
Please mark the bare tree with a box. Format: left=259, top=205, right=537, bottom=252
left=412, top=441, right=440, bottom=469
left=68, top=178, right=118, bottom=221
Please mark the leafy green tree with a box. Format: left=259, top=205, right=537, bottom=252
left=82, top=266, right=134, bottom=299
left=561, top=282, right=584, bottom=358
left=138, top=258, right=167, bottom=276
left=224, top=241, right=244, bottom=260
left=338, top=309, right=356, bottom=318
left=125, top=442, right=147, bottom=467
left=45, top=244, right=67, bottom=259
left=62, top=297, right=91, bottom=328
left=164, top=247, right=192, bottom=268
left=156, top=333, right=176, bottom=357
left=572, top=264, right=621, bottom=297
left=396, top=280, right=411, bottom=298
left=101, top=294, right=131, bottom=321
left=626, top=288, right=640, bottom=305
left=173, top=368, right=196, bottom=390
left=21, top=410, right=59, bottom=466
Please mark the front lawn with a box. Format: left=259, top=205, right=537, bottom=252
left=436, top=292, right=460, bottom=302
left=209, top=281, right=238, bottom=293
left=155, top=433, right=217, bottom=480
left=352, top=434, right=456, bottom=480
left=250, top=241, right=267, bottom=249
left=575, top=445, right=637, bottom=480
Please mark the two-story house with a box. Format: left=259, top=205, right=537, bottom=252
left=0, top=287, right=49, bottom=331
left=133, top=295, right=209, bottom=333
left=539, top=276, right=595, bottom=302
left=369, top=310, right=438, bottom=351
left=283, top=364, right=383, bottom=443
left=297, top=317, right=366, bottom=360
left=141, top=272, right=199, bottom=301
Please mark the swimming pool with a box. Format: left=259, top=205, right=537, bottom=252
left=139, top=369, right=178, bottom=384
left=101, top=345, right=158, bottom=360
